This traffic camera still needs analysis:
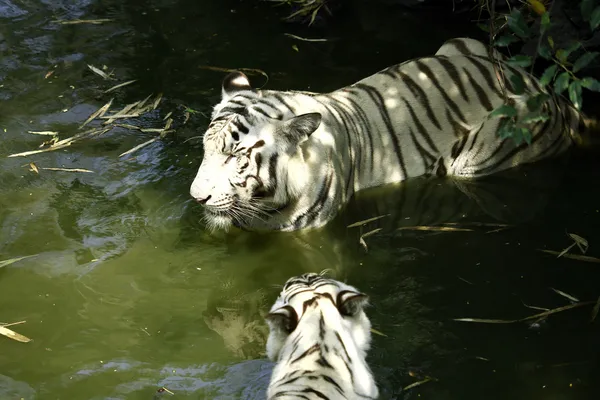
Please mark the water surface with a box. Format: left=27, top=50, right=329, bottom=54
left=1, top=1, right=599, bottom=399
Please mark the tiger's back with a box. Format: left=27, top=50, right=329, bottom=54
left=265, top=273, right=378, bottom=400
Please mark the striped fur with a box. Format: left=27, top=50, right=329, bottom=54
left=190, top=37, right=591, bottom=232
left=265, top=272, right=378, bottom=400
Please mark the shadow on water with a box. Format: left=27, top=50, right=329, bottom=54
left=1, top=0, right=599, bottom=399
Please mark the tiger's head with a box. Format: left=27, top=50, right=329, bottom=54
left=264, top=272, right=373, bottom=362
left=190, top=71, right=323, bottom=231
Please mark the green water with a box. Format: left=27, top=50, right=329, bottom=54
left=1, top=1, right=599, bottom=399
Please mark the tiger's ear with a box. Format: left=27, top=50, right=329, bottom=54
left=222, top=71, right=252, bottom=101
left=337, top=290, right=369, bottom=317
left=281, top=113, right=322, bottom=146
left=265, top=305, right=298, bottom=334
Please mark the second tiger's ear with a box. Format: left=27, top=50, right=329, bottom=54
left=265, top=305, right=298, bottom=333
left=337, top=290, right=369, bottom=316
left=221, top=71, right=252, bottom=101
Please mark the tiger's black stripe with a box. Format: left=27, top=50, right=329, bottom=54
left=414, top=59, right=467, bottom=123
left=352, top=83, right=408, bottom=180
left=395, top=70, right=442, bottom=130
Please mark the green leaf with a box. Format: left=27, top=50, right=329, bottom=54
left=556, top=42, right=582, bottom=64
left=565, top=41, right=583, bottom=56
left=541, top=12, right=551, bottom=34
left=591, top=6, right=600, bottom=31
left=509, top=72, right=526, bottom=95
left=511, top=128, right=525, bottom=146
left=495, top=35, right=520, bottom=47
left=581, top=76, right=600, bottom=92
left=490, top=104, right=518, bottom=119
left=507, top=9, right=531, bottom=39
left=573, top=51, right=599, bottom=73
left=553, top=72, right=571, bottom=95
left=569, top=80, right=583, bottom=110
left=517, top=127, right=533, bottom=145
left=526, top=93, right=550, bottom=111
left=538, top=43, right=552, bottom=59
left=506, top=55, right=532, bottom=68
left=497, top=118, right=516, bottom=139
left=539, top=64, right=558, bottom=86
left=581, top=0, right=595, bottom=22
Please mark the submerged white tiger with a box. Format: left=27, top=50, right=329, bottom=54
left=190, top=37, right=595, bottom=231
left=265, top=272, right=378, bottom=400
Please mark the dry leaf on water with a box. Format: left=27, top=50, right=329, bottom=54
left=0, top=325, right=32, bottom=343
left=0, top=255, right=36, bottom=268
left=551, top=287, right=580, bottom=303
left=359, top=228, right=382, bottom=252
left=397, top=226, right=473, bottom=232
left=454, top=301, right=596, bottom=324
left=347, top=214, right=390, bottom=228
left=538, top=249, right=600, bottom=263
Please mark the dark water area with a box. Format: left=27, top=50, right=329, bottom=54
left=1, top=0, right=599, bottom=399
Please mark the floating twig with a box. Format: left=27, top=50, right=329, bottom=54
left=569, top=233, right=589, bottom=254
left=537, top=250, right=600, bottom=263
left=98, top=114, right=141, bottom=120
left=0, top=255, right=36, bottom=268
left=442, top=222, right=510, bottom=228
left=115, top=123, right=142, bottom=131
left=87, top=64, right=115, bottom=80
left=55, top=19, right=113, bottom=25
left=403, top=377, right=434, bottom=391
left=80, top=98, right=113, bottom=129
left=551, top=288, right=580, bottom=303
left=454, top=301, right=596, bottom=324
left=7, top=127, right=113, bottom=157
left=182, top=136, right=202, bottom=144
left=359, top=228, right=382, bottom=252
left=284, top=33, right=329, bottom=42
left=104, top=79, right=137, bottom=93
left=0, top=320, right=26, bottom=328
left=397, top=226, right=473, bottom=232
left=41, top=167, right=94, bottom=173
left=370, top=327, right=388, bottom=337
left=152, top=93, right=163, bottom=110
left=347, top=214, right=390, bottom=228
left=27, top=130, right=59, bottom=136
left=0, top=324, right=32, bottom=343
left=119, top=137, right=160, bottom=158
left=522, top=302, right=549, bottom=312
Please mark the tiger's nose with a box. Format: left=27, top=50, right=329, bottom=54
left=195, top=194, right=212, bottom=205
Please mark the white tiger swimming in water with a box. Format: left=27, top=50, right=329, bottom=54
left=265, top=272, right=378, bottom=400
left=190, top=37, right=594, bottom=232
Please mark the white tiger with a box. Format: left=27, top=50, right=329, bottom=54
left=190, top=37, right=594, bottom=232
left=265, top=272, right=378, bottom=400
